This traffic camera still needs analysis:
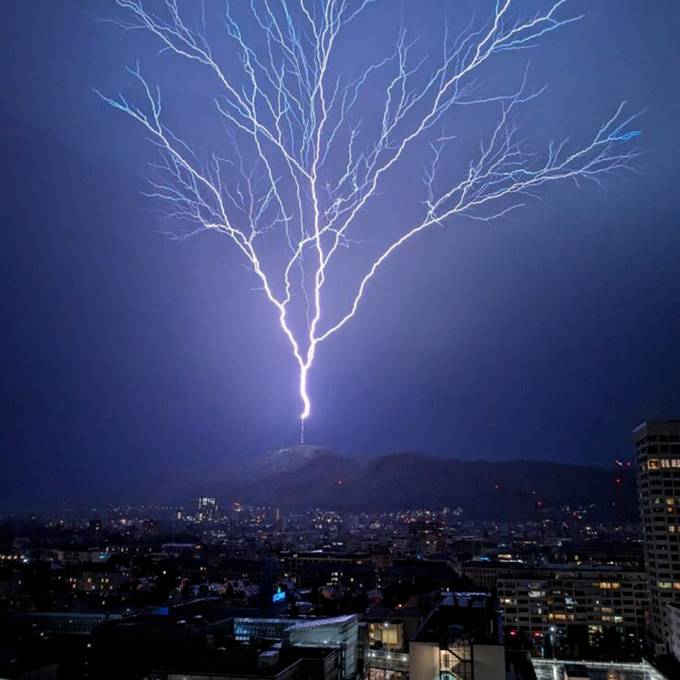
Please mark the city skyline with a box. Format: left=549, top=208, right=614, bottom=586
left=5, top=2, right=680, bottom=677
left=0, top=435, right=676, bottom=677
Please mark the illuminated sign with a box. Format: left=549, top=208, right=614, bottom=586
left=272, top=587, right=286, bottom=603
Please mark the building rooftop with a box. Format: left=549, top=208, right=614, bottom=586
left=155, top=644, right=338, bottom=679
left=634, top=420, right=680, bottom=435
left=413, top=593, right=499, bottom=645
left=285, top=614, right=357, bottom=631
left=496, top=562, right=645, bottom=575
left=532, top=659, right=669, bottom=680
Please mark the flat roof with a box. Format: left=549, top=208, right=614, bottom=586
left=413, top=602, right=498, bottom=646
left=532, top=659, right=668, bottom=680
left=156, top=645, right=338, bottom=677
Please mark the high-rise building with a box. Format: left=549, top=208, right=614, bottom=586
left=196, top=496, right=218, bottom=521
left=668, top=603, right=680, bottom=662
left=634, top=420, right=680, bottom=654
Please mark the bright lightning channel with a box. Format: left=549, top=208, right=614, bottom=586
left=99, top=0, right=640, bottom=442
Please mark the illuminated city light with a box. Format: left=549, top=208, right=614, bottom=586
left=101, top=0, right=639, bottom=441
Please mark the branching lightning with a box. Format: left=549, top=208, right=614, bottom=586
left=99, top=0, right=640, bottom=443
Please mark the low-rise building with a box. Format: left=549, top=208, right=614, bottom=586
left=409, top=593, right=504, bottom=680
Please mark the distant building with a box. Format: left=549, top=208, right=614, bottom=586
left=160, top=542, right=202, bottom=558
left=55, top=548, right=109, bottom=566
left=497, top=564, right=647, bottom=657
left=274, top=508, right=287, bottom=532
left=66, top=565, right=130, bottom=596
left=463, top=559, right=524, bottom=594
left=197, top=496, right=218, bottom=521
left=634, top=420, right=680, bottom=654
left=29, top=611, right=123, bottom=635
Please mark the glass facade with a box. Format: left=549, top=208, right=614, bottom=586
left=439, top=640, right=473, bottom=680
left=234, top=615, right=359, bottom=680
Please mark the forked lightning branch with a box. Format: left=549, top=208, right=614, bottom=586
left=100, top=0, right=639, bottom=441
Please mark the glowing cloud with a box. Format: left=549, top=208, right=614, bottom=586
left=99, top=0, right=640, bottom=442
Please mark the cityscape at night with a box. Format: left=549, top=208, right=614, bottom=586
left=2, top=0, right=680, bottom=679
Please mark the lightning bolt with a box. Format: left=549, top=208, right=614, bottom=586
left=98, top=0, right=640, bottom=443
